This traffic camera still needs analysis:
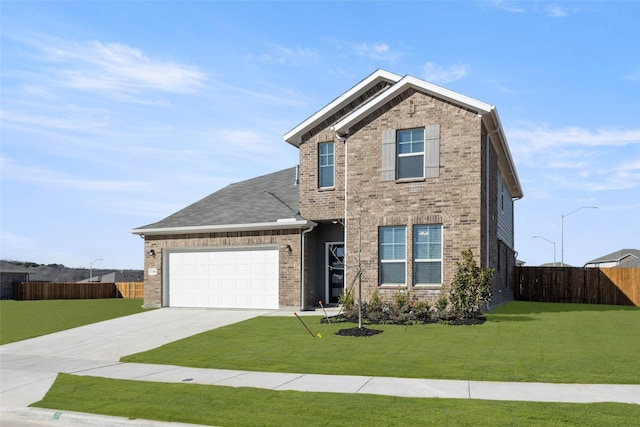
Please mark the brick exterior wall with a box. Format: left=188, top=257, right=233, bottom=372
left=299, top=89, right=500, bottom=304
left=142, top=79, right=517, bottom=310
left=143, top=229, right=302, bottom=308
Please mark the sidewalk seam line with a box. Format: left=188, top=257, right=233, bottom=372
left=272, top=373, right=305, bottom=390
left=356, top=377, right=375, bottom=394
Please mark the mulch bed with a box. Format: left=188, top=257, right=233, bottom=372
left=326, top=312, right=486, bottom=337
left=335, top=326, right=383, bottom=337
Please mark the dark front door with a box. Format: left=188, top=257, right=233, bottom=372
left=327, top=243, right=345, bottom=304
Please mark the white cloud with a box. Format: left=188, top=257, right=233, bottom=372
left=1, top=106, right=110, bottom=134
left=25, top=37, right=206, bottom=101
left=252, top=44, right=320, bottom=66
left=624, top=68, right=640, bottom=81
left=353, top=43, right=402, bottom=62
left=509, top=124, right=640, bottom=193
left=510, top=125, right=640, bottom=154
left=421, top=62, right=467, bottom=84
left=0, top=156, right=147, bottom=192
left=489, top=1, right=575, bottom=17
left=546, top=4, right=569, bottom=18
left=488, top=1, right=526, bottom=13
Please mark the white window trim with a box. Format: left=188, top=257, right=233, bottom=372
left=396, top=129, right=425, bottom=180
left=379, top=226, right=407, bottom=286
left=319, top=142, right=335, bottom=189
left=413, top=224, right=443, bottom=286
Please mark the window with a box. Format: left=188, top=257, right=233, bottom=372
left=381, top=125, right=439, bottom=182
left=413, top=225, right=442, bottom=285
left=379, top=226, right=406, bottom=285
left=397, top=128, right=424, bottom=179
left=319, top=142, right=334, bottom=188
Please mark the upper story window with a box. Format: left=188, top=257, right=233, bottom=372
left=397, top=128, right=425, bottom=179
left=319, top=142, right=335, bottom=188
left=379, top=226, right=406, bottom=285
left=381, top=125, right=439, bottom=182
left=413, top=225, right=442, bottom=285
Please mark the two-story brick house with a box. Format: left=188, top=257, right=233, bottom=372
left=132, top=69, right=522, bottom=310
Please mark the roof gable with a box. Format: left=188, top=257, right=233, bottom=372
left=284, top=69, right=523, bottom=199
left=284, top=69, right=401, bottom=146
left=332, top=75, right=493, bottom=134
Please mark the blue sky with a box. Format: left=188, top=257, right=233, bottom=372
left=1, top=1, right=638, bottom=269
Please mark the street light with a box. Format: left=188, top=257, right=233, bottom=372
left=532, top=236, right=556, bottom=266
left=90, top=258, right=103, bottom=282
left=561, top=206, right=597, bottom=266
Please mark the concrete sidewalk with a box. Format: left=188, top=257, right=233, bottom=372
left=63, top=361, right=640, bottom=404
left=2, top=307, right=639, bottom=427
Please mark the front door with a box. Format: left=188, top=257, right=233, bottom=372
left=326, top=242, right=345, bottom=304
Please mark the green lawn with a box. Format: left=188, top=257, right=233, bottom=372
left=0, top=299, right=146, bottom=345
left=122, top=301, right=640, bottom=384
left=35, top=374, right=640, bottom=427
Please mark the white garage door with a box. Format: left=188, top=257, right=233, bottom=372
left=168, top=248, right=279, bottom=309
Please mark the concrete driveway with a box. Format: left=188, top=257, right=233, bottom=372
left=1, top=308, right=268, bottom=411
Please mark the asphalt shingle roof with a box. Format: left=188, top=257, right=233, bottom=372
left=135, top=167, right=301, bottom=231
left=585, top=249, right=640, bottom=266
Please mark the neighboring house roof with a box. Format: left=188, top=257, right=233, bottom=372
left=79, top=270, right=144, bottom=283
left=618, top=257, right=640, bottom=268
left=131, top=167, right=310, bottom=235
left=0, top=261, right=31, bottom=274
left=584, top=249, right=640, bottom=267
left=283, top=69, right=522, bottom=199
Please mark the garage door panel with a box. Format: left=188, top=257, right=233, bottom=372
left=168, top=248, right=279, bottom=309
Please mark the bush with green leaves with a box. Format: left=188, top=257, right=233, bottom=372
left=338, top=287, right=356, bottom=318
left=448, top=249, right=493, bottom=319
left=336, top=288, right=435, bottom=325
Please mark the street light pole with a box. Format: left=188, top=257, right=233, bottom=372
left=561, top=206, right=597, bottom=267
left=532, top=236, right=556, bottom=266
left=90, top=258, right=103, bottom=282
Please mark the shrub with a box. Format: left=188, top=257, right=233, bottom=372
left=435, top=292, right=449, bottom=320
left=365, top=290, right=386, bottom=323
left=448, top=249, right=493, bottom=319
left=339, top=287, right=356, bottom=319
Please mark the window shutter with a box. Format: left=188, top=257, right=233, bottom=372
left=424, top=124, right=440, bottom=178
left=381, top=129, right=396, bottom=181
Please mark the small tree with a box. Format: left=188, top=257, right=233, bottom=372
left=448, top=249, right=493, bottom=319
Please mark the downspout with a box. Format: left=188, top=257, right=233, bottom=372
left=341, top=132, right=348, bottom=294
left=300, top=223, right=316, bottom=311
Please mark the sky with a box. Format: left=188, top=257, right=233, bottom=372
left=1, top=1, right=639, bottom=270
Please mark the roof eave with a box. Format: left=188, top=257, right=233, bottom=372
left=483, top=108, right=524, bottom=200
left=283, top=69, right=402, bottom=147
left=131, top=219, right=315, bottom=236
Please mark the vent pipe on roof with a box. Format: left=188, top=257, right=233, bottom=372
left=294, top=165, right=299, bottom=186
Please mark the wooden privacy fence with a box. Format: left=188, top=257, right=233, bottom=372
left=116, top=282, right=144, bottom=299
left=515, top=267, right=640, bottom=306
left=14, top=282, right=144, bottom=300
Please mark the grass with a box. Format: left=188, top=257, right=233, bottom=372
left=34, top=373, right=640, bottom=426
left=121, top=301, right=640, bottom=384
left=0, top=299, right=146, bottom=345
